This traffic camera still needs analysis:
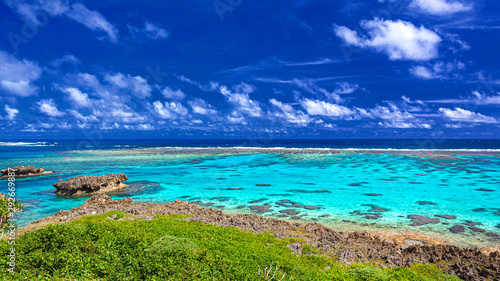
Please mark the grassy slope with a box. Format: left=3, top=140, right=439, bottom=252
left=0, top=211, right=460, bottom=281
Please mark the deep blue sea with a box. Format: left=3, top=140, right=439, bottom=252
left=1, top=139, right=499, bottom=248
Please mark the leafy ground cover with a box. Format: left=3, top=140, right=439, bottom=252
left=0, top=212, right=460, bottom=280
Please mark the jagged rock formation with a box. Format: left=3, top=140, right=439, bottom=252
left=24, top=194, right=500, bottom=281
left=53, top=174, right=128, bottom=196
left=1, top=165, right=52, bottom=178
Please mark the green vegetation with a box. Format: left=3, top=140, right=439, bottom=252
left=0, top=195, right=23, bottom=231
left=0, top=211, right=460, bottom=280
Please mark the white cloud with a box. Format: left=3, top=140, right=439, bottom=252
left=219, top=83, right=263, bottom=117
left=439, top=107, right=497, bottom=123
left=269, top=98, right=312, bottom=125
left=410, top=0, right=473, bottom=16
left=161, top=86, right=186, bottom=100
left=66, top=4, right=118, bottom=42
left=188, top=98, right=218, bottom=116
left=227, top=111, right=247, bottom=124
left=69, top=110, right=98, bottom=122
left=105, top=73, right=152, bottom=99
left=469, top=91, right=500, bottom=105
left=152, top=101, right=188, bottom=119
left=129, top=21, right=169, bottom=41
left=378, top=121, right=432, bottom=129
left=37, top=99, right=66, bottom=117
left=0, top=50, right=41, bottom=97
left=136, top=123, right=155, bottom=131
left=300, top=99, right=356, bottom=118
left=4, top=0, right=118, bottom=42
left=60, top=87, right=92, bottom=108
left=334, top=18, right=441, bottom=61
left=444, top=123, right=474, bottom=128
left=410, top=66, right=435, bottom=79
left=4, top=105, right=19, bottom=120
left=175, top=75, right=220, bottom=92
left=410, top=61, right=466, bottom=79
left=292, top=78, right=344, bottom=103
left=106, top=106, right=147, bottom=123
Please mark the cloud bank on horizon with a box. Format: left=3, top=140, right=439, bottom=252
left=0, top=0, right=499, bottom=139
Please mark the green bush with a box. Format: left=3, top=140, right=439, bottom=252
left=0, top=195, right=23, bottom=231
left=0, top=211, right=461, bottom=280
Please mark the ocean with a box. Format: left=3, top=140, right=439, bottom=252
left=1, top=139, right=499, bottom=248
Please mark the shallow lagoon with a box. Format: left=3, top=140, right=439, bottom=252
left=1, top=145, right=499, bottom=248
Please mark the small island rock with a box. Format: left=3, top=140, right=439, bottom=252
left=1, top=165, right=53, bottom=178
left=53, top=173, right=128, bottom=197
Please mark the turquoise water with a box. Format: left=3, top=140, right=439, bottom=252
left=1, top=145, right=499, bottom=248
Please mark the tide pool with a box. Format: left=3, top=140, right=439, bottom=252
left=1, top=146, right=499, bottom=248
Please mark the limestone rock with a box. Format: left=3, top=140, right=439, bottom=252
left=53, top=174, right=128, bottom=196
left=1, top=165, right=52, bottom=178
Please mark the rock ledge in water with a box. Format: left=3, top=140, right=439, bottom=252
left=53, top=173, right=128, bottom=196
left=1, top=165, right=53, bottom=178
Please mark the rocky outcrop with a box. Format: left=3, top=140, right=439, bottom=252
left=53, top=174, right=128, bottom=196
left=1, top=165, right=52, bottom=178
left=23, top=194, right=500, bottom=281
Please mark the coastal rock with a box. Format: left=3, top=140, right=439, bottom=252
left=417, top=201, right=437, bottom=205
left=475, top=188, right=495, bottom=192
left=435, top=214, right=456, bottom=220
left=286, top=242, right=302, bottom=255
left=464, top=220, right=482, bottom=226
left=249, top=204, right=272, bottom=213
left=363, top=204, right=390, bottom=212
left=21, top=194, right=500, bottom=281
left=1, top=165, right=52, bottom=178
left=449, top=225, right=465, bottom=234
left=469, top=227, right=486, bottom=233
left=286, top=189, right=331, bottom=194
left=53, top=174, right=128, bottom=196
left=280, top=209, right=299, bottom=216
left=408, top=215, right=439, bottom=226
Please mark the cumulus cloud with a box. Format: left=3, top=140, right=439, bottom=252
left=292, top=78, right=344, bottom=103
left=300, top=99, right=356, bottom=118
left=161, top=86, right=186, bottom=100
left=68, top=110, right=98, bottom=122
left=469, top=91, right=500, bottom=105
left=427, top=91, right=500, bottom=105
left=219, top=83, right=263, bottom=118
left=334, top=18, right=441, bottom=61
left=4, top=105, right=19, bottom=120
left=175, top=75, right=220, bottom=92
left=129, top=21, right=169, bottom=41
left=4, top=0, right=118, bottom=42
left=60, top=87, right=92, bottom=108
left=359, top=105, right=415, bottom=120
left=410, top=0, right=473, bottom=16
left=410, top=61, right=466, bottom=79
left=37, top=99, right=66, bottom=117
left=105, top=73, right=152, bottom=99
left=0, top=50, right=41, bottom=96
left=269, top=99, right=312, bottom=126
left=188, top=98, right=218, bottom=116
left=378, top=121, right=432, bottom=129
left=439, top=107, right=497, bottom=123
left=152, top=101, right=188, bottom=119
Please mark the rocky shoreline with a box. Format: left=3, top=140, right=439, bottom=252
left=0, top=165, right=52, bottom=178
left=22, top=194, right=500, bottom=281
left=53, top=174, right=128, bottom=196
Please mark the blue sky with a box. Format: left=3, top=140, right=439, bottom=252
left=0, top=0, right=499, bottom=139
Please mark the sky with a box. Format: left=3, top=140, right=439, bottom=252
left=0, top=0, right=499, bottom=140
